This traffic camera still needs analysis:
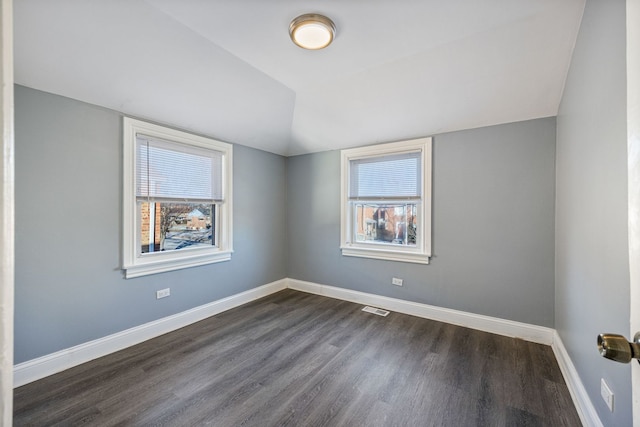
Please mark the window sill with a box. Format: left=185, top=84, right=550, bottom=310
left=340, top=246, right=430, bottom=264
left=124, top=250, right=232, bottom=278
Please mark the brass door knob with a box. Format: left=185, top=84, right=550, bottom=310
left=597, top=333, right=640, bottom=363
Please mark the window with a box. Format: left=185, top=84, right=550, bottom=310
left=123, top=118, right=233, bottom=278
left=341, top=137, right=432, bottom=264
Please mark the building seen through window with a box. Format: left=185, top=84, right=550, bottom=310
left=355, top=204, right=417, bottom=245
left=139, top=203, right=215, bottom=253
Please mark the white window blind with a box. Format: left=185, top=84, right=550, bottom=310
left=349, top=151, right=422, bottom=200
left=136, top=134, right=224, bottom=202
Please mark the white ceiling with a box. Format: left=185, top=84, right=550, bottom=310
left=14, top=0, right=585, bottom=156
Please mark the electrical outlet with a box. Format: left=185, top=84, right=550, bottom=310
left=601, top=378, right=614, bottom=412
left=392, top=277, right=403, bottom=286
left=156, top=288, right=170, bottom=299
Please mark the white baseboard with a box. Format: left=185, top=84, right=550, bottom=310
left=288, top=278, right=603, bottom=427
left=14, top=276, right=602, bottom=427
left=13, top=279, right=287, bottom=388
left=286, top=278, right=554, bottom=344
left=552, top=331, right=604, bottom=427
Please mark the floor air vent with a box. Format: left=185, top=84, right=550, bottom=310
left=362, top=306, right=390, bottom=317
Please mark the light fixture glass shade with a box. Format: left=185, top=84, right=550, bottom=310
left=289, top=14, right=336, bottom=50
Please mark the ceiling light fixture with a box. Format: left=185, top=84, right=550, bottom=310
left=289, top=14, right=336, bottom=50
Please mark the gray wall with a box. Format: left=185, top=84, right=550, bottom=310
left=555, top=1, right=631, bottom=425
left=287, top=118, right=557, bottom=327
left=14, top=85, right=288, bottom=364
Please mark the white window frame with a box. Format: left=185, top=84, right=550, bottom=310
left=123, top=117, right=233, bottom=278
left=340, top=137, right=432, bottom=264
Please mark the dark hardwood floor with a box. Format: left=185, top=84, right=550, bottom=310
left=14, top=289, right=582, bottom=426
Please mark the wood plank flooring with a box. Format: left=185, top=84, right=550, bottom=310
left=14, top=289, right=582, bottom=426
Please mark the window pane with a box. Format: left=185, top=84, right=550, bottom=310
left=139, top=202, right=215, bottom=253
left=354, top=203, right=417, bottom=246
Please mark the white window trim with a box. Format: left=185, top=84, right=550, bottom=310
left=340, top=137, right=432, bottom=264
left=123, top=117, right=233, bottom=278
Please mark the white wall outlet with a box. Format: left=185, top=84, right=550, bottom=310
left=156, top=288, right=170, bottom=299
left=392, top=277, right=403, bottom=286
left=601, top=378, right=614, bottom=412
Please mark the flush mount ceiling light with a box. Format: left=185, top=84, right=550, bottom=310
left=289, top=13, right=336, bottom=50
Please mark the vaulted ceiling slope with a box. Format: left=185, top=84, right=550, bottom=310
left=14, top=0, right=585, bottom=156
